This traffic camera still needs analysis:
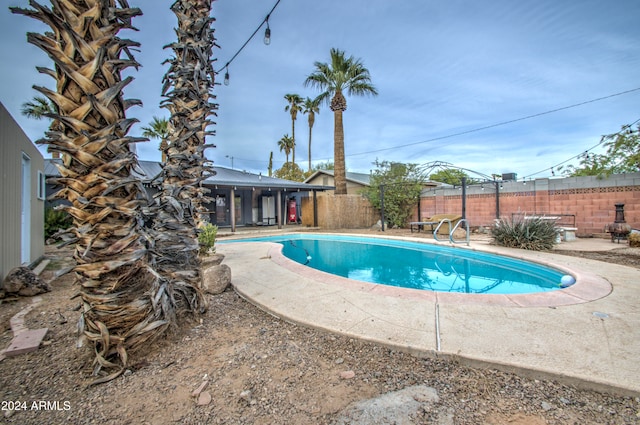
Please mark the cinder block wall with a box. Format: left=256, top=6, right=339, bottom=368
left=417, top=173, right=640, bottom=236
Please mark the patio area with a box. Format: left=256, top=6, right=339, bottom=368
left=217, top=229, right=640, bottom=396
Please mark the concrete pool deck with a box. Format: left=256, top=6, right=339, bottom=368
left=217, top=231, right=640, bottom=396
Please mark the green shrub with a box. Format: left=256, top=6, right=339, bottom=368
left=44, top=207, right=72, bottom=239
left=491, top=217, right=557, bottom=251
left=198, top=223, right=218, bottom=254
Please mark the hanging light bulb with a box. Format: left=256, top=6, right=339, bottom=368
left=264, top=18, right=271, bottom=45
left=223, top=66, right=230, bottom=86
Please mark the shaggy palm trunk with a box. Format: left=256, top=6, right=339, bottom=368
left=150, top=0, right=216, bottom=302
left=11, top=0, right=174, bottom=383
left=331, top=90, right=347, bottom=195
left=291, top=118, right=296, bottom=165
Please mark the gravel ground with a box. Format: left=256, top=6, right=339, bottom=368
left=0, top=238, right=639, bottom=424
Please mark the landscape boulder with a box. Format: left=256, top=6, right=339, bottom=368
left=202, top=264, right=231, bottom=295
left=333, top=385, right=439, bottom=425
left=200, top=253, right=225, bottom=269
left=1, top=266, right=51, bottom=298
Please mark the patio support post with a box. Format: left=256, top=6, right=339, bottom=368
left=495, top=181, right=500, bottom=219
left=461, top=177, right=467, bottom=220
left=277, top=190, right=282, bottom=229
left=313, top=190, right=318, bottom=227
left=230, top=187, right=236, bottom=233
left=380, top=184, right=385, bottom=232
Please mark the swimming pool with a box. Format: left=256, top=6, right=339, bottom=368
left=223, top=234, right=570, bottom=294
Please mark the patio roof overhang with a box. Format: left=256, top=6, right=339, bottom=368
left=44, top=159, right=334, bottom=192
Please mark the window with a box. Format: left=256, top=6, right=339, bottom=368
left=37, top=170, right=46, bottom=200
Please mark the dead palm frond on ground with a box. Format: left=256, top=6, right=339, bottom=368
left=10, top=0, right=203, bottom=384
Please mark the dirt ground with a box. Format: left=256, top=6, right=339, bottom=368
left=0, top=234, right=639, bottom=425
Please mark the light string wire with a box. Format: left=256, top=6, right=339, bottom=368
left=215, top=0, right=282, bottom=75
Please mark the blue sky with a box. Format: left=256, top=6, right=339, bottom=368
left=1, top=0, right=639, bottom=180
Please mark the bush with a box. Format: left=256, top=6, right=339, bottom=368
left=44, top=207, right=72, bottom=239
left=198, top=223, right=218, bottom=254
left=629, top=232, right=640, bottom=247
left=491, top=217, right=557, bottom=251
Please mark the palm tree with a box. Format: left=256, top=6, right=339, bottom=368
left=284, top=93, right=303, bottom=165
left=12, top=0, right=163, bottom=383
left=302, top=96, right=320, bottom=172
left=304, top=48, right=378, bottom=195
left=21, top=96, right=61, bottom=158
left=278, top=134, right=294, bottom=163
left=149, top=0, right=217, bottom=318
left=21, top=96, right=55, bottom=119
left=141, top=116, right=170, bottom=162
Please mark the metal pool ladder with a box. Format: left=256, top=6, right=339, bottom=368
left=433, top=218, right=470, bottom=246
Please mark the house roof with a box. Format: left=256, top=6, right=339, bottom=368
left=303, top=169, right=371, bottom=186
left=44, top=159, right=332, bottom=191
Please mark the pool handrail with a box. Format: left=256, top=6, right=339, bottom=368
left=450, top=218, right=470, bottom=246
left=433, top=219, right=452, bottom=243
left=433, top=218, right=470, bottom=246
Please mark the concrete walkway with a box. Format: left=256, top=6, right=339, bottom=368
left=218, top=232, right=640, bottom=396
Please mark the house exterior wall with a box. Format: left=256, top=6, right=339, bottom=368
left=305, top=174, right=365, bottom=195
left=416, top=173, right=640, bottom=236
left=0, top=102, right=45, bottom=280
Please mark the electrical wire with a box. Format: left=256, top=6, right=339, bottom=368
left=218, top=88, right=640, bottom=175
left=522, top=117, right=640, bottom=179
left=215, top=0, right=282, bottom=74
left=345, top=86, right=640, bottom=158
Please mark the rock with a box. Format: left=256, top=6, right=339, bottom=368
left=202, top=264, right=232, bottom=295
left=201, top=253, right=225, bottom=269
left=197, top=391, right=212, bottom=406
left=239, top=390, right=252, bottom=403
left=333, top=385, right=439, bottom=425
left=2, top=266, right=51, bottom=297
left=371, top=220, right=388, bottom=231
left=541, top=401, right=554, bottom=411
left=192, top=380, right=209, bottom=397
left=340, top=370, right=355, bottom=379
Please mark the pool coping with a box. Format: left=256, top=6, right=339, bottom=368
left=227, top=232, right=613, bottom=308
left=219, top=233, right=640, bottom=396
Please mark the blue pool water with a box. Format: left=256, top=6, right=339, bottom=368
left=223, top=234, right=568, bottom=294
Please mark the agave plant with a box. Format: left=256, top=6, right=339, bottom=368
left=12, top=0, right=180, bottom=384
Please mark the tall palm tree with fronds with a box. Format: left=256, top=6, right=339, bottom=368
left=304, top=48, right=378, bottom=195
left=302, top=96, right=320, bottom=172
left=141, top=116, right=170, bottom=162
left=21, top=96, right=55, bottom=119
left=278, top=134, right=294, bottom=163
left=284, top=93, right=303, bottom=165
left=11, top=0, right=165, bottom=384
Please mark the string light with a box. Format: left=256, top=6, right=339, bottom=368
left=216, top=0, right=282, bottom=85
left=264, top=17, right=271, bottom=45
